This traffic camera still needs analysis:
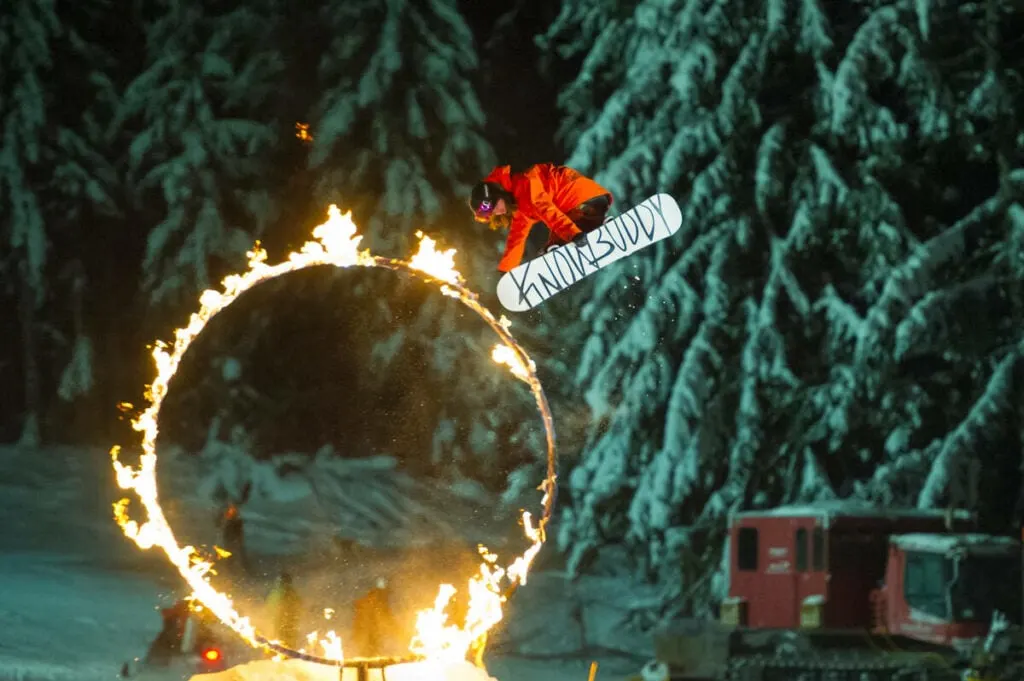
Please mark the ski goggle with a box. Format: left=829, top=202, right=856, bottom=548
left=472, top=199, right=495, bottom=223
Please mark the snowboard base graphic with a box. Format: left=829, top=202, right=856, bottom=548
left=496, top=193, right=683, bottom=311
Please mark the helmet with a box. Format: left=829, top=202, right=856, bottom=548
left=468, top=182, right=506, bottom=223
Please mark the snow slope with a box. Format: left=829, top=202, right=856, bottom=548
left=0, top=445, right=653, bottom=681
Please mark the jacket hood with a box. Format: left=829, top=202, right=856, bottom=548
left=482, top=165, right=513, bottom=191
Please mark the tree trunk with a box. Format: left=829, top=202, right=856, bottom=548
left=63, top=260, right=98, bottom=441
left=17, top=264, right=42, bottom=447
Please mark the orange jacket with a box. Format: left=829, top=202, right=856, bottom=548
left=483, top=165, right=612, bottom=272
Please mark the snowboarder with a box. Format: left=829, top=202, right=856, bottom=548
left=265, top=571, right=302, bottom=650
left=468, top=164, right=613, bottom=273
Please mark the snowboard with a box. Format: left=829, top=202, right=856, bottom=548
left=496, top=193, right=683, bottom=312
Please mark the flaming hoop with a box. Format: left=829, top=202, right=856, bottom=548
left=110, top=205, right=557, bottom=668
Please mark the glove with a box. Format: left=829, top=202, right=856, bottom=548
left=572, top=231, right=589, bottom=248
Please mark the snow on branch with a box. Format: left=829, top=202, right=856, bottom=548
left=809, top=145, right=849, bottom=205
left=894, top=40, right=952, bottom=143
left=797, top=447, right=837, bottom=501
left=118, top=6, right=282, bottom=303
left=719, top=299, right=766, bottom=509
left=663, top=320, right=723, bottom=447
left=755, top=122, right=787, bottom=221
left=751, top=250, right=800, bottom=387
left=679, top=153, right=734, bottom=227
left=604, top=117, right=678, bottom=201
left=579, top=219, right=730, bottom=413
left=628, top=448, right=683, bottom=545
left=796, top=0, right=833, bottom=57
left=814, top=284, right=863, bottom=348
left=570, top=76, right=667, bottom=175
left=830, top=5, right=914, bottom=136
left=715, top=32, right=765, bottom=139
left=893, top=274, right=1002, bottom=360
left=582, top=304, right=669, bottom=416
left=311, top=0, right=492, bottom=239
left=2, top=0, right=62, bottom=292
left=771, top=233, right=811, bottom=318
left=625, top=354, right=675, bottom=421
left=914, top=0, right=931, bottom=40
left=57, top=335, right=94, bottom=401
left=765, top=0, right=786, bottom=38
left=917, top=344, right=1022, bottom=508
left=785, top=199, right=817, bottom=251
left=559, top=412, right=642, bottom=569
left=855, top=194, right=1004, bottom=365
left=703, top=227, right=741, bottom=322
left=556, top=19, right=629, bottom=130
left=649, top=267, right=701, bottom=336
left=801, top=365, right=857, bottom=449
left=861, top=443, right=933, bottom=506
left=669, top=39, right=718, bottom=104
left=541, top=0, right=623, bottom=60
left=659, top=121, right=724, bottom=190
left=967, top=70, right=1012, bottom=121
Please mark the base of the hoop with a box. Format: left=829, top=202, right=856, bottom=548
left=336, top=656, right=435, bottom=681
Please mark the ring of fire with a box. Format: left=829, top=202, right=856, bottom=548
left=110, top=205, right=557, bottom=667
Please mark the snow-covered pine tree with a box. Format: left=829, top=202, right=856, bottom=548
left=862, top=0, right=1024, bottom=512
left=302, top=0, right=554, bottom=485
left=543, top=0, right=1024, bottom=621
left=308, top=0, right=494, bottom=249
left=48, top=5, right=124, bottom=429
left=0, top=1, right=120, bottom=444
left=114, top=0, right=285, bottom=306
left=0, top=0, right=56, bottom=446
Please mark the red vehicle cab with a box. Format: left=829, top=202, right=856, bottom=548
left=721, top=502, right=1020, bottom=650
left=876, top=532, right=1020, bottom=647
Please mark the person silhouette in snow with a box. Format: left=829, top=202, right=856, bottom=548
left=265, top=571, right=302, bottom=649
left=350, top=577, right=399, bottom=657
left=468, top=164, right=613, bottom=273
left=143, top=598, right=190, bottom=667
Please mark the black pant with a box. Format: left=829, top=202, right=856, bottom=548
left=524, top=194, right=612, bottom=260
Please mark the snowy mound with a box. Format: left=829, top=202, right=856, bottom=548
left=190, top=658, right=498, bottom=681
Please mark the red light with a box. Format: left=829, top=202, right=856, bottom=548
left=202, top=648, right=222, bottom=662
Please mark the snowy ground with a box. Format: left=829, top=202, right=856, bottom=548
left=0, top=445, right=654, bottom=681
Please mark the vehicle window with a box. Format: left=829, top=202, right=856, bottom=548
left=737, top=527, right=758, bottom=571
left=812, top=527, right=825, bottom=571
left=904, top=551, right=950, bottom=619
left=950, top=555, right=1023, bottom=623
left=795, top=528, right=808, bottom=572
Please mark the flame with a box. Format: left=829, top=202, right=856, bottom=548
left=296, top=122, right=313, bottom=143
left=491, top=344, right=534, bottom=381
left=305, top=630, right=345, bottom=661
left=110, top=204, right=556, bottom=669
left=408, top=499, right=549, bottom=662
left=409, top=231, right=461, bottom=285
